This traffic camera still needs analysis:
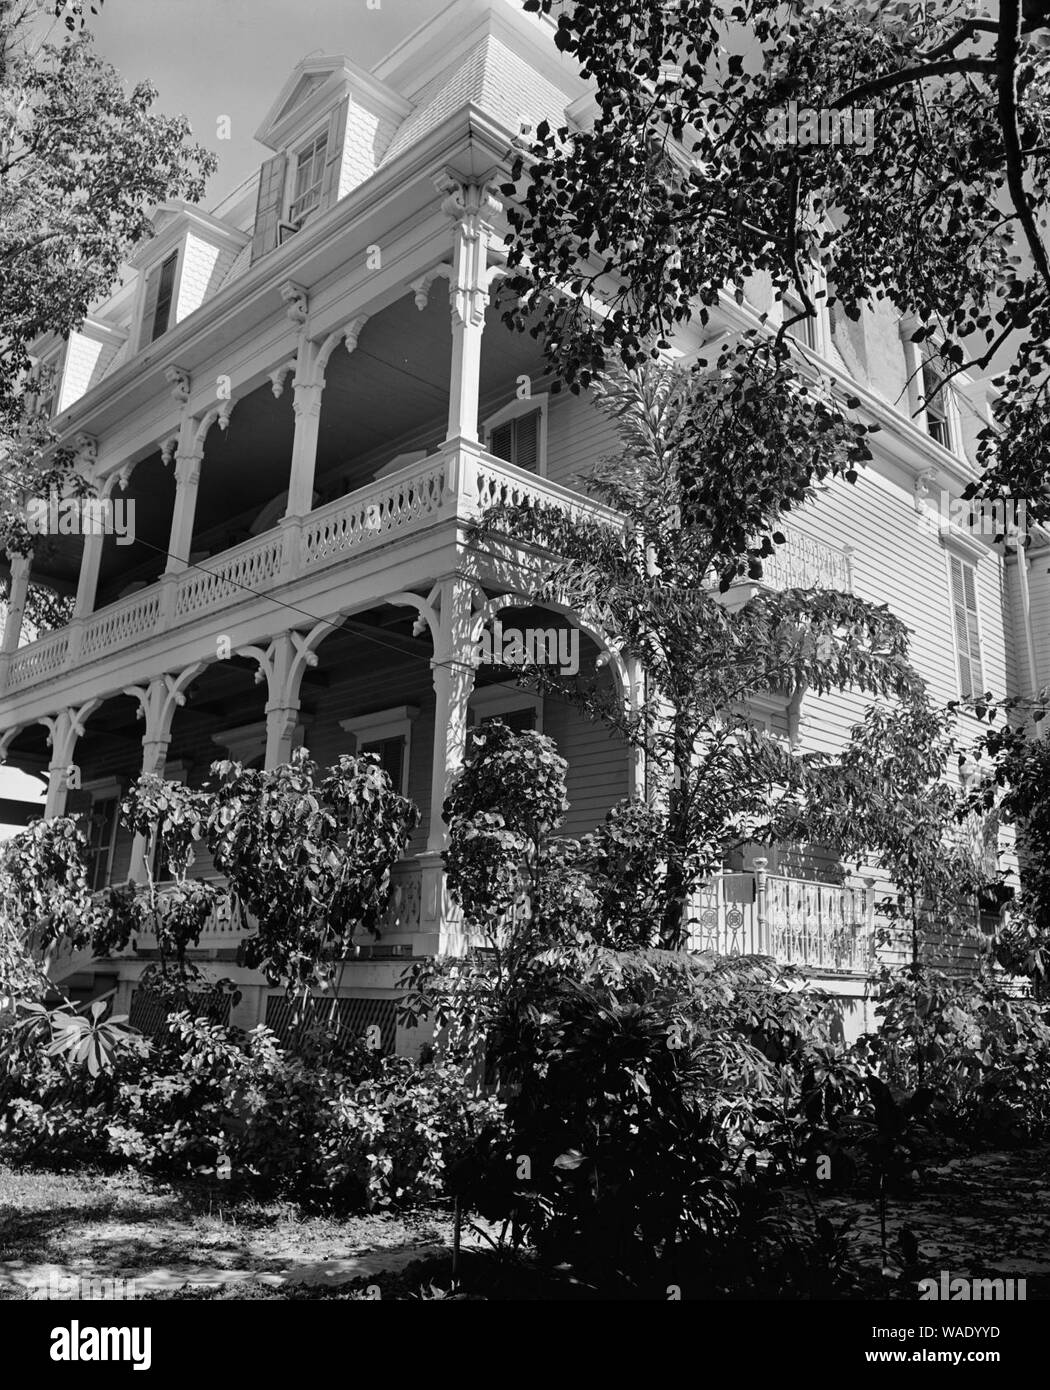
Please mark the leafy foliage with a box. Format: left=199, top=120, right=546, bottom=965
left=504, top=0, right=1050, bottom=517
left=474, top=360, right=938, bottom=944
left=207, top=748, right=419, bottom=991
left=0, top=0, right=213, bottom=624
left=960, top=694, right=1050, bottom=993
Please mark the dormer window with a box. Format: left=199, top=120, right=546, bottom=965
left=30, top=353, right=61, bottom=418
left=141, top=249, right=179, bottom=347
left=288, top=129, right=328, bottom=228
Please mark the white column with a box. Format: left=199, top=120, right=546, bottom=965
left=2, top=552, right=31, bottom=654
left=125, top=668, right=203, bottom=881
left=43, top=709, right=77, bottom=819
left=426, top=577, right=477, bottom=852
left=441, top=179, right=501, bottom=444
left=285, top=374, right=324, bottom=519
left=73, top=530, right=105, bottom=618
left=263, top=634, right=303, bottom=769
left=165, top=447, right=203, bottom=575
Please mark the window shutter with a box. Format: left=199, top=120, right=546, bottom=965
left=514, top=410, right=541, bottom=472
left=489, top=421, right=513, bottom=462
left=251, top=153, right=288, bottom=264
left=151, top=251, right=178, bottom=342
left=321, top=97, right=349, bottom=210
left=138, top=263, right=162, bottom=350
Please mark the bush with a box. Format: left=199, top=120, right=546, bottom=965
left=857, top=966, right=1050, bottom=1142
left=0, top=1004, right=501, bottom=1212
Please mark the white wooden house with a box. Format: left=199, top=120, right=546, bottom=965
left=1, top=0, right=1045, bottom=1046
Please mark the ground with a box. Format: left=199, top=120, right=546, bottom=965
left=1, top=1147, right=1047, bottom=1299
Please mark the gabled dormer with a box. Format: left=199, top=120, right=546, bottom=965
left=250, top=55, right=411, bottom=264
left=127, top=202, right=248, bottom=353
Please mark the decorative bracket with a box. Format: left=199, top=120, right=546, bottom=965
left=280, top=281, right=309, bottom=325
left=913, top=467, right=939, bottom=513
left=269, top=357, right=298, bottom=399
left=410, top=264, right=452, bottom=312
left=165, top=364, right=192, bottom=403
left=73, top=433, right=98, bottom=465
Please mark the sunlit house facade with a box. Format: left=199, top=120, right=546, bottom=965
left=1, top=0, right=1046, bottom=1046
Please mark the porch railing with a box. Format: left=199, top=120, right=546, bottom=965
left=125, top=860, right=424, bottom=955
left=688, top=863, right=875, bottom=974
left=0, top=443, right=624, bottom=698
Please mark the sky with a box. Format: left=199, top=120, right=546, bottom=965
left=88, top=0, right=453, bottom=207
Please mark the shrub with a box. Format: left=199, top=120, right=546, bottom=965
left=0, top=1003, right=500, bottom=1212
left=858, top=966, right=1050, bottom=1141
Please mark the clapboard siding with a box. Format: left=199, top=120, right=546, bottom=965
left=545, top=387, right=623, bottom=492
left=783, top=462, right=1013, bottom=768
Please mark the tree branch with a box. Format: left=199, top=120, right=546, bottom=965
left=833, top=58, right=996, bottom=109
left=996, top=0, right=1050, bottom=296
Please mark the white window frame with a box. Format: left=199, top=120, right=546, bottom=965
left=82, top=777, right=122, bottom=891
left=899, top=319, right=964, bottom=456
left=339, top=705, right=419, bottom=798
left=945, top=547, right=986, bottom=702
left=467, top=684, right=544, bottom=735
left=481, top=393, right=549, bottom=476
left=287, top=124, right=329, bottom=228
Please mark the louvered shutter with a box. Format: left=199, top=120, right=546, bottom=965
left=320, top=97, right=349, bottom=210
left=151, top=251, right=178, bottom=341
left=138, top=262, right=162, bottom=350
left=251, top=153, right=288, bottom=264
left=514, top=410, right=540, bottom=472
left=489, top=421, right=513, bottom=461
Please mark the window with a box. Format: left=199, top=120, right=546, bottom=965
left=482, top=395, right=548, bottom=474
left=488, top=409, right=540, bottom=471
left=339, top=706, right=418, bottom=798
left=85, top=795, right=119, bottom=891
left=468, top=685, right=543, bottom=736
left=140, top=250, right=179, bottom=347
left=360, top=735, right=405, bottom=791
left=782, top=291, right=817, bottom=350
left=288, top=130, right=328, bottom=227
left=922, top=358, right=952, bottom=449
left=949, top=554, right=984, bottom=698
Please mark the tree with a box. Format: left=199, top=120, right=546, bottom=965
left=504, top=0, right=1050, bottom=518
left=475, top=358, right=938, bottom=945
left=0, top=0, right=215, bottom=618
left=962, top=694, right=1050, bottom=995
left=207, top=749, right=419, bottom=993
left=0, top=814, right=96, bottom=1003
left=790, top=699, right=987, bottom=967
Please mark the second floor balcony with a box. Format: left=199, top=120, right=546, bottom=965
left=0, top=439, right=624, bottom=708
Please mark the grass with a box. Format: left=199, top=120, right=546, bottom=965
left=3, top=1146, right=1049, bottom=1299
left=0, top=1164, right=451, bottom=1297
